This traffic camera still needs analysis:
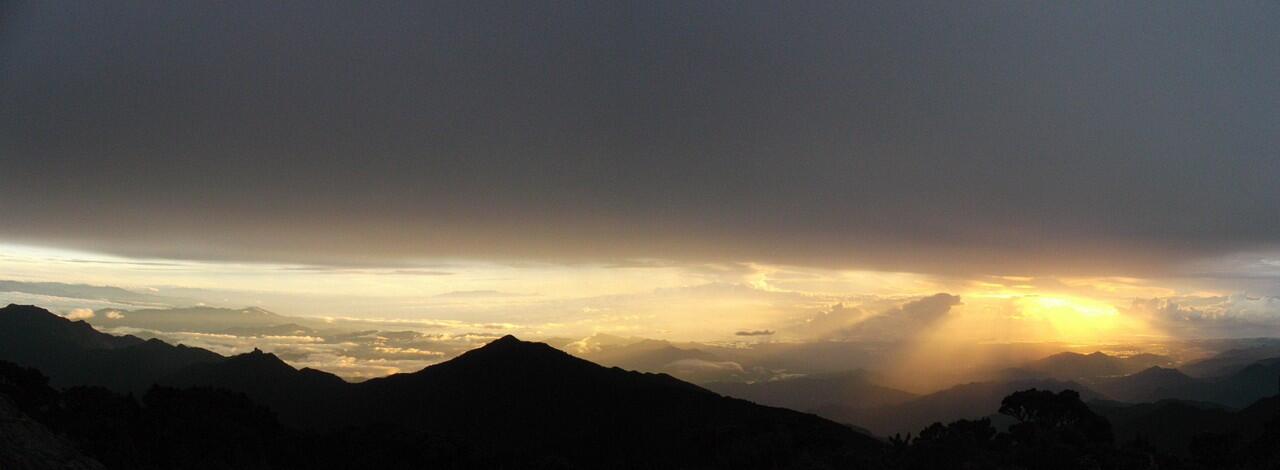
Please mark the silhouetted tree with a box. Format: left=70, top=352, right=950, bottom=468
left=893, top=418, right=1001, bottom=469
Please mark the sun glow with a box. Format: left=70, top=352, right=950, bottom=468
left=1012, top=295, right=1149, bottom=344
left=1025, top=296, right=1116, bottom=318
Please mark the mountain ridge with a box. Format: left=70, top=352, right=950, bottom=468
left=0, top=305, right=880, bottom=469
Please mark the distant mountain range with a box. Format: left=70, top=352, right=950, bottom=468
left=5, top=303, right=1280, bottom=468
left=709, top=348, right=1280, bottom=437
left=92, top=305, right=295, bottom=334
left=821, top=377, right=1105, bottom=436
left=0, top=280, right=189, bottom=308
left=998, top=351, right=1175, bottom=382
left=1089, top=366, right=1200, bottom=403
left=1181, top=343, right=1280, bottom=378
left=0, top=305, right=223, bottom=392
left=0, top=304, right=880, bottom=469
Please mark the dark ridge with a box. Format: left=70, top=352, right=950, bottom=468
left=0, top=310, right=882, bottom=468
left=0, top=305, right=223, bottom=392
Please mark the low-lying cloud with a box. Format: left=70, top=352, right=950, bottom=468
left=64, top=308, right=95, bottom=321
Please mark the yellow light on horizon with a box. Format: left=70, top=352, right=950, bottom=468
left=1030, top=296, right=1116, bottom=317
left=1013, top=294, right=1141, bottom=344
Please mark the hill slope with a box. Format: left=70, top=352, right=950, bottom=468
left=347, top=335, right=882, bottom=468
left=0, top=305, right=883, bottom=469
left=0, top=304, right=223, bottom=392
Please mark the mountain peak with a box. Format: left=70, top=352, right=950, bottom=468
left=237, top=348, right=282, bottom=362
left=240, top=307, right=275, bottom=316
left=468, top=335, right=564, bottom=358
left=1, top=304, right=52, bottom=317
left=474, top=334, right=527, bottom=351
left=491, top=334, right=521, bottom=345
left=417, top=334, right=597, bottom=377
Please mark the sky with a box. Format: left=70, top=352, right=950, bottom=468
left=2, top=1, right=1279, bottom=347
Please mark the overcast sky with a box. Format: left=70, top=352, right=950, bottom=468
left=3, top=1, right=1278, bottom=277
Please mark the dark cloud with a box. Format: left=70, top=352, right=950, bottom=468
left=734, top=329, right=775, bottom=337
left=2, top=1, right=1278, bottom=274
left=794, top=303, right=866, bottom=339
left=887, top=293, right=963, bottom=323
left=815, top=293, right=962, bottom=341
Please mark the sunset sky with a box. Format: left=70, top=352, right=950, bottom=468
left=2, top=1, right=1279, bottom=348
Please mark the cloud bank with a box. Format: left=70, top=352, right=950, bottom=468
left=2, top=1, right=1278, bottom=275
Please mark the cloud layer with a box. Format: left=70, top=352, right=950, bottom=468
left=2, top=2, right=1278, bottom=274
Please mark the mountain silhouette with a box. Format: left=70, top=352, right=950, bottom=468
left=0, top=279, right=186, bottom=308
left=90, top=306, right=286, bottom=334
left=12, top=302, right=1280, bottom=468
left=158, top=348, right=349, bottom=429
left=824, top=378, right=1104, bottom=436
left=0, top=304, right=223, bottom=392
left=1090, top=366, right=1200, bottom=403
left=343, top=335, right=881, bottom=467
left=1087, top=359, right=1280, bottom=408
left=1001, top=351, right=1174, bottom=382
left=0, top=306, right=883, bottom=469
left=1094, top=395, right=1280, bottom=458
left=1091, top=399, right=1235, bottom=454
left=1181, top=342, right=1280, bottom=378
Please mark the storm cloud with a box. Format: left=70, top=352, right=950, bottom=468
left=2, top=1, right=1278, bottom=275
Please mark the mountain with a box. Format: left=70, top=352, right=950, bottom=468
left=1090, top=366, right=1200, bottom=403
left=1094, top=395, right=1280, bottom=457
left=1003, top=351, right=1174, bottom=382
left=90, top=306, right=288, bottom=334
left=1095, top=359, right=1280, bottom=408
left=0, top=304, right=224, bottom=392
left=157, top=348, right=349, bottom=429
left=0, top=279, right=186, bottom=308
left=1196, top=358, right=1280, bottom=408
left=823, top=378, right=1103, bottom=436
left=0, top=305, right=883, bottom=469
left=708, top=370, right=917, bottom=414
left=1181, top=342, right=1280, bottom=378
left=1091, top=399, right=1235, bottom=454
left=345, top=335, right=882, bottom=468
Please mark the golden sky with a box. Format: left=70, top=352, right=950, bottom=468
left=3, top=241, right=1276, bottom=347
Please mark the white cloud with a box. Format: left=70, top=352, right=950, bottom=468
left=1128, top=294, right=1280, bottom=338
left=664, top=358, right=744, bottom=373
left=64, top=308, right=95, bottom=321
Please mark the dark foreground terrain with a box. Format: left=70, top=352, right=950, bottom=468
left=2, top=304, right=1280, bottom=469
